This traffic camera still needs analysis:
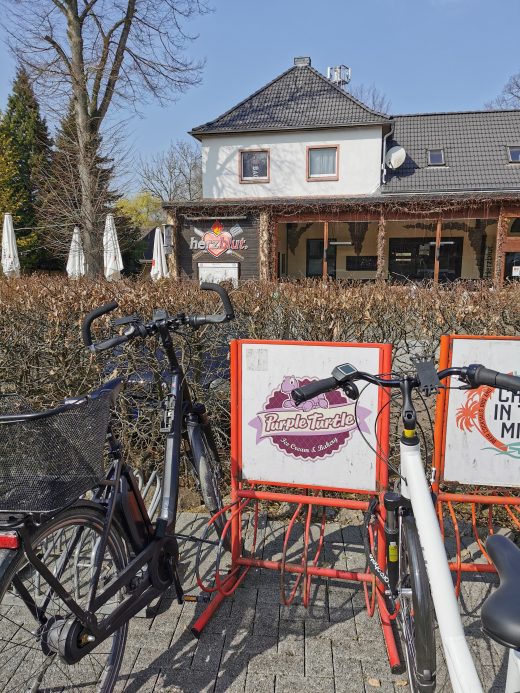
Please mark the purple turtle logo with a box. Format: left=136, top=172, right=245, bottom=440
left=249, top=375, right=371, bottom=460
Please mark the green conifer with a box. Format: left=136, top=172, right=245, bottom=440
left=0, top=67, right=52, bottom=268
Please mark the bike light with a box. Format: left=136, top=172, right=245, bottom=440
left=0, top=532, right=20, bottom=549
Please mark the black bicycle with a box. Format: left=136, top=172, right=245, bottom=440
left=0, top=282, right=234, bottom=692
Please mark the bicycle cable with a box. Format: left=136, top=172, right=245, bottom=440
left=353, top=378, right=407, bottom=483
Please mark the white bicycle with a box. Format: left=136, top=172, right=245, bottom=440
left=292, top=361, right=520, bottom=693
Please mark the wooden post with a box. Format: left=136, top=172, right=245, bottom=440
left=494, top=210, right=508, bottom=287
left=433, top=218, right=442, bottom=283
left=376, top=211, right=386, bottom=280
left=259, top=210, right=272, bottom=281
left=322, top=221, right=329, bottom=280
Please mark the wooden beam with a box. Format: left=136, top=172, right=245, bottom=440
left=376, top=211, right=386, bottom=280
left=258, top=210, right=271, bottom=281
left=433, top=218, right=442, bottom=283
left=494, top=211, right=509, bottom=287
left=275, top=205, right=520, bottom=225
left=322, top=221, right=329, bottom=281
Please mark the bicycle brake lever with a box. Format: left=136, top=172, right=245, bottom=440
left=342, top=382, right=360, bottom=401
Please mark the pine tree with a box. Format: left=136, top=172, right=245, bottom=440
left=0, top=67, right=52, bottom=268
left=0, top=129, right=24, bottom=219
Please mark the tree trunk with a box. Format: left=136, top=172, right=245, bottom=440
left=166, top=211, right=180, bottom=280
left=68, top=12, right=103, bottom=276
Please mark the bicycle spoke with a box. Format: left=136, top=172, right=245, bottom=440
left=0, top=509, right=127, bottom=693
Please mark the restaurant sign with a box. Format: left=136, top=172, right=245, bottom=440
left=190, top=220, right=248, bottom=259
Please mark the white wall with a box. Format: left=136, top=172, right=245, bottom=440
left=201, top=127, right=383, bottom=199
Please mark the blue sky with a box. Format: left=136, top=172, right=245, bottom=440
left=1, top=0, right=519, bottom=172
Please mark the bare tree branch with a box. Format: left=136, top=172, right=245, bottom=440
left=139, top=140, right=202, bottom=202
left=485, top=72, right=520, bottom=110
left=0, top=0, right=209, bottom=274
left=347, top=82, right=391, bottom=115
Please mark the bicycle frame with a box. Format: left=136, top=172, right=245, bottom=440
left=506, top=649, right=520, bottom=693
left=400, top=439, right=483, bottom=693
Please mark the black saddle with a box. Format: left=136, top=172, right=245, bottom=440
left=481, top=534, right=520, bottom=650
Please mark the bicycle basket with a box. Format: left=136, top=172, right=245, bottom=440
left=0, top=392, right=113, bottom=514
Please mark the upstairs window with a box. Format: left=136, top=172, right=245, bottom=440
left=307, top=146, right=339, bottom=180
left=240, top=150, right=269, bottom=183
left=508, top=146, right=520, bottom=163
left=428, top=148, right=445, bottom=166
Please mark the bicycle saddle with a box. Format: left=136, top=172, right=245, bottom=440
left=481, top=534, right=520, bottom=650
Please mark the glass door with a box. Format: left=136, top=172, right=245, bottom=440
left=505, top=252, right=520, bottom=280
left=306, top=239, right=336, bottom=278
left=389, top=237, right=463, bottom=281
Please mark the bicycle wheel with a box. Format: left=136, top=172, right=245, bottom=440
left=399, top=515, right=436, bottom=693
left=0, top=501, right=128, bottom=692
left=189, top=424, right=230, bottom=550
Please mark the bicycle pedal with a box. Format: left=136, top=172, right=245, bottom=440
left=183, top=594, right=211, bottom=604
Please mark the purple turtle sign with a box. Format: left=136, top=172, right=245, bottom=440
left=249, top=375, right=371, bottom=461
left=239, top=341, right=390, bottom=492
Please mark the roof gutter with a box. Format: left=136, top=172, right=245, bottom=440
left=189, top=120, right=390, bottom=140
left=381, top=188, right=520, bottom=197
left=381, top=123, right=394, bottom=186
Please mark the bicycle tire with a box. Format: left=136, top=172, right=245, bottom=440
left=399, top=515, right=436, bottom=693
left=188, top=423, right=231, bottom=551
left=0, top=501, right=128, bottom=692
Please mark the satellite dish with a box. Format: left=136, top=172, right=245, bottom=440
left=385, top=146, right=407, bottom=170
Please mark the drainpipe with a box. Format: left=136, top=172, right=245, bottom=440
left=381, top=123, right=394, bottom=186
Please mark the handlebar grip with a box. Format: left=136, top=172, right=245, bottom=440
left=82, top=301, right=119, bottom=346
left=468, top=364, right=520, bottom=393
left=200, top=282, right=235, bottom=321
left=91, top=334, right=129, bottom=353
left=292, top=377, right=338, bottom=406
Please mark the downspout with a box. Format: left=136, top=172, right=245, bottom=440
left=381, top=123, right=394, bottom=186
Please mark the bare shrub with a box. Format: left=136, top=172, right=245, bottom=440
left=0, top=277, right=518, bottom=497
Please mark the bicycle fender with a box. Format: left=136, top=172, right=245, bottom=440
left=0, top=548, right=18, bottom=583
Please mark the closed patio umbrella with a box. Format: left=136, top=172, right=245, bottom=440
left=66, top=226, right=86, bottom=279
left=150, top=227, right=170, bottom=281
left=1, top=213, right=21, bottom=278
left=103, top=213, right=124, bottom=281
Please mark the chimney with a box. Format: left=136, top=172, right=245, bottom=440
left=294, top=57, right=311, bottom=67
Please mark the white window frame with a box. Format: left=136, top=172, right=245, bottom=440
left=427, top=148, right=445, bottom=166
left=307, top=145, right=339, bottom=181
left=508, top=146, right=520, bottom=163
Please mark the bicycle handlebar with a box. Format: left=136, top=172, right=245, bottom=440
left=81, top=283, right=235, bottom=353
left=291, top=377, right=338, bottom=405
left=464, top=364, right=520, bottom=392
left=291, top=363, right=520, bottom=405
left=188, top=282, right=235, bottom=327
left=82, top=301, right=119, bottom=347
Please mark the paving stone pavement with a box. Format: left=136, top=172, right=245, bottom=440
left=113, top=512, right=509, bottom=693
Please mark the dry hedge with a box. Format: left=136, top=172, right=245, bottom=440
left=0, top=275, right=518, bottom=483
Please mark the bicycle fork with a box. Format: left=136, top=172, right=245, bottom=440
left=400, top=441, right=483, bottom=693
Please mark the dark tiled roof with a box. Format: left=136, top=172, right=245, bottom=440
left=384, top=110, right=520, bottom=193
left=190, top=65, right=389, bottom=137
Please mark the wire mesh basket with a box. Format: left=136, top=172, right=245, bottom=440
left=0, top=392, right=113, bottom=514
